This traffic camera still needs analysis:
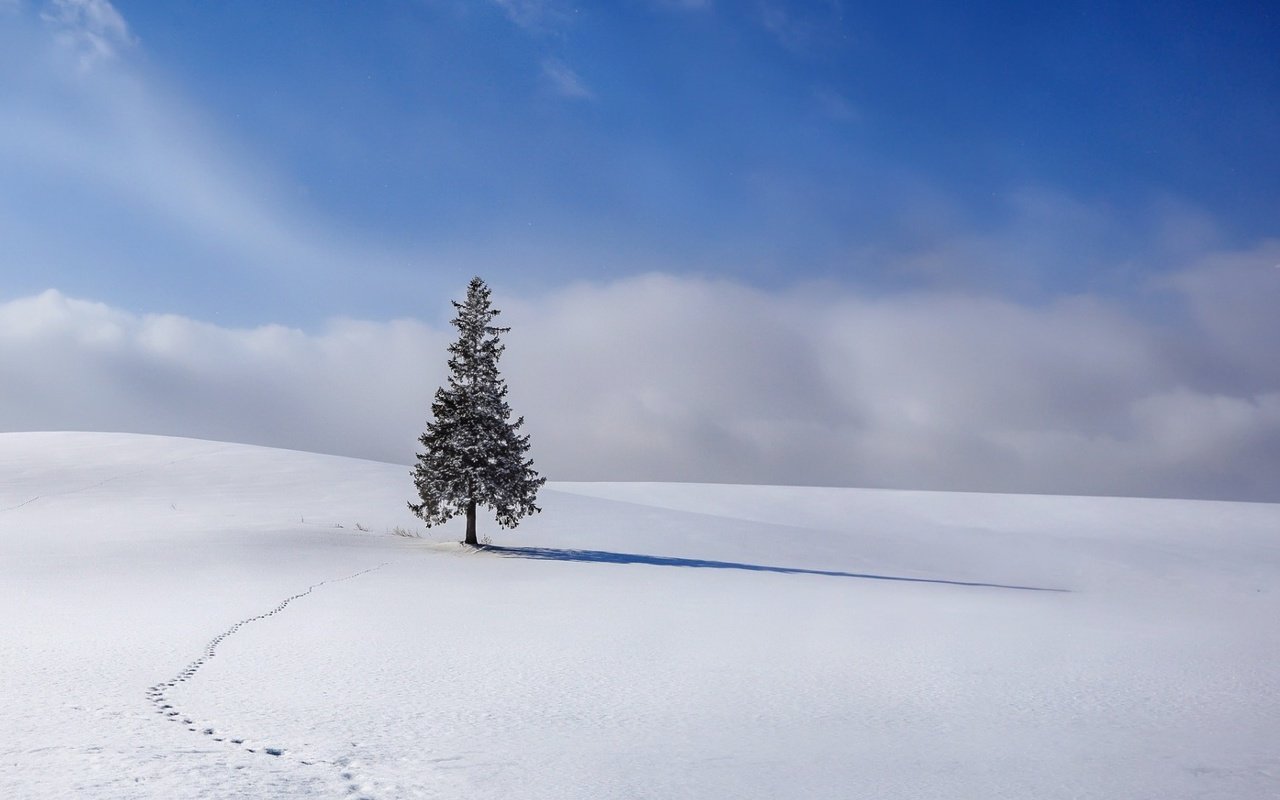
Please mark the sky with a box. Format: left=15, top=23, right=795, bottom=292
left=1, top=0, right=1278, bottom=501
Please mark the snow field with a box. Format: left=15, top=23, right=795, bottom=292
left=2, top=432, right=1278, bottom=798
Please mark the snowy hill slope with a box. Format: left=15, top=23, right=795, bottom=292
left=1, top=432, right=1277, bottom=799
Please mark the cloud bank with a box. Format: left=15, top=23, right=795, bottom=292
left=3, top=251, right=1277, bottom=502
left=3, top=0, right=1276, bottom=503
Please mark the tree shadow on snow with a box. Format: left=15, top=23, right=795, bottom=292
left=483, top=546, right=1068, bottom=593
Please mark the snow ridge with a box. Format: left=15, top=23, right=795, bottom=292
left=1, top=442, right=233, bottom=513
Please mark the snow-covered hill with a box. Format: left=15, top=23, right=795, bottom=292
left=2, top=432, right=1277, bottom=799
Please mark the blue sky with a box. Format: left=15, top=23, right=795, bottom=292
left=4, top=0, right=1276, bottom=323
left=1, top=0, right=1278, bottom=499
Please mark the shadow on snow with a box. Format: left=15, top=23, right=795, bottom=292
left=483, top=546, right=1068, bottom=593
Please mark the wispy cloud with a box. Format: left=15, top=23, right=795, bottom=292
left=40, top=0, right=134, bottom=69
left=650, top=0, right=713, bottom=10
left=541, top=58, right=593, bottom=100
left=491, top=0, right=572, bottom=32
left=812, top=87, right=858, bottom=121
left=757, top=0, right=846, bottom=53
left=1, top=1, right=431, bottom=320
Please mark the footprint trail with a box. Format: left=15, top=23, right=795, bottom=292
left=146, top=562, right=389, bottom=797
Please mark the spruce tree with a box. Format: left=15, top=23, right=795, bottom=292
left=409, top=277, right=545, bottom=545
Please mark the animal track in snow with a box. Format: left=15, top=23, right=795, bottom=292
left=147, top=562, right=388, bottom=794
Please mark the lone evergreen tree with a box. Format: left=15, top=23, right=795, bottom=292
left=410, top=277, right=545, bottom=546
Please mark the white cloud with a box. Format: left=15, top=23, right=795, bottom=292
left=491, top=0, right=571, bottom=32
left=1161, top=241, right=1280, bottom=390
left=0, top=290, right=450, bottom=463
left=40, top=0, right=134, bottom=68
left=541, top=58, right=593, bottom=100
left=2, top=252, right=1277, bottom=502
left=756, top=0, right=845, bottom=53
left=812, top=87, right=858, bottom=121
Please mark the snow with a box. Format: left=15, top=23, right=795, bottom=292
left=2, top=431, right=1278, bottom=799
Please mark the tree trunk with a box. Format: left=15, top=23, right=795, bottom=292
left=464, top=499, right=478, bottom=546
